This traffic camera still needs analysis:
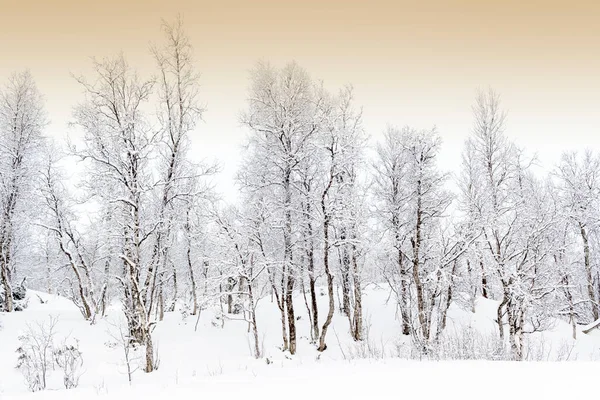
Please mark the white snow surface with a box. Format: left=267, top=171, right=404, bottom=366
left=1, top=288, right=599, bottom=399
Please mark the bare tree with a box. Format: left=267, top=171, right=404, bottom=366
left=239, top=61, right=320, bottom=355
left=0, top=71, right=46, bottom=311
left=213, top=205, right=267, bottom=358
left=460, top=89, right=560, bottom=359
left=72, top=54, right=156, bottom=372
left=316, top=86, right=365, bottom=349
left=555, top=151, right=600, bottom=323
left=373, top=126, right=413, bottom=335
left=146, top=16, right=207, bottom=318
left=39, top=151, right=102, bottom=322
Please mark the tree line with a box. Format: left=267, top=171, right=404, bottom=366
left=1, top=19, right=598, bottom=369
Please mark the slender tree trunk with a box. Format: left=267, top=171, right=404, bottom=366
left=339, top=228, right=351, bottom=318
left=580, top=224, right=598, bottom=321
left=158, top=284, right=165, bottom=322
left=46, top=247, right=52, bottom=294
left=188, top=249, right=198, bottom=316
left=318, top=171, right=336, bottom=352
left=439, top=260, right=458, bottom=336
left=283, top=167, right=296, bottom=354
left=145, top=333, right=154, bottom=373
left=0, top=261, right=13, bottom=312
left=351, top=241, right=362, bottom=341
left=169, top=265, right=178, bottom=312
left=411, top=184, right=429, bottom=347
left=101, top=258, right=110, bottom=317
left=480, top=256, right=488, bottom=299
left=279, top=299, right=288, bottom=351
left=397, top=243, right=410, bottom=336
left=497, top=293, right=507, bottom=341
left=247, top=275, right=261, bottom=358
left=300, top=274, right=315, bottom=341
left=1, top=229, right=14, bottom=312
left=304, top=200, right=320, bottom=341
left=318, top=213, right=335, bottom=352
left=466, top=259, right=476, bottom=313
left=285, top=272, right=296, bottom=354
left=185, top=210, right=198, bottom=316
left=227, top=280, right=233, bottom=314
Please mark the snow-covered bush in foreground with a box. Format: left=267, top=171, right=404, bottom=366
left=54, top=339, right=84, bottom=389
left=15, top=317, right=58, bottom=391
left=15, top=316, right=85, bottom=391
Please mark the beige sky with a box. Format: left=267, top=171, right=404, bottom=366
left=1, top=0, right=599, bottom=200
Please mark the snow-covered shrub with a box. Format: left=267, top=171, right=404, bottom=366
left=521, top=335, right=577, bottom=361
left=54, top=339, right=84, bottom=389
left=425, top=324, right=507, bottom=361
left=344, top=337, right=385, bottom=360
left=15, top=317, right=58, bottom=391
left=15, top=317, right=85, bottom=391
left=337, top=318, right=386, bottom=361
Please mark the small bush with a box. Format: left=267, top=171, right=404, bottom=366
left=15, top=316, right=84, bottom=391
left=15, top=317, right=58, bottom=391
left=54, top=339, right=84, bottom=389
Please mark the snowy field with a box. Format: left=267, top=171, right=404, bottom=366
left=1, top=288, right=599, bottom=399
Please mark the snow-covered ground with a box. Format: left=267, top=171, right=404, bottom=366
left=1, top=288, right=599, bottom=398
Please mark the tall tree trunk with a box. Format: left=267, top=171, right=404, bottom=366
left=185, top=209, right=198, bottom=316
left=283, top=167, right=296, bottom=354
left=497, top=293, right=507, bottom=341
left=300, top=273, right=315, bottom=341
left=247, top=270, right=261, bottom=358
left=158, top=283, right=165, bottom=322
left=351, top=242, right=362, bottom=341
left=145, top=333, right=155, bottom=373
left=0, top=261, right=13, bottom=312
left=101, top=258, right=110, bottom=317
left=285, top=273, right=296, bottom=354
left=304, top=199, right=320, bottom=341
left=169, top=264, right=178, bottom=312
left=318, top=173, right=335, bottom=352
left=318, top=213, right=334, bottom=352
left=339, top=228, right=351, bottom=318
left=580, top=224, right=598, bottom=321
left=1, top=229, right=14, bottom=312
left=411, top=183, right=429, bottom=347
left=397, top=242, right=410, bottom=336
left=438, top=260, right=458, bottom=336
left=480, top=255, right=488, bottom=299
left=187, top=249, right=198, bottom=316
left=466, top=259, right=476, bottom=313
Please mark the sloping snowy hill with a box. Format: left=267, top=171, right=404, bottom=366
left=1, top=288, right=599, bottom=397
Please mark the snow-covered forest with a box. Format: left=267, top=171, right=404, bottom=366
left=1, top=17, right=600, bottom=396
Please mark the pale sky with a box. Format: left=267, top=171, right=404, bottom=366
left=1, top=0, right=599, bottom=201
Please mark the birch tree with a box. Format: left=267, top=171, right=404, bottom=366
left=39, top=152, right=103, bottom=322
left=0, top=71, right=46, bottom=312
left=373, top=126, right=413, bottom=335
left=555, top=151, right=600, bottom=323
left=72, top=55, right=157, bottom=372
left=147, top=16, right=206, bottom=317
left=461, top=89, right=559, bottom=359
left=239, top=61, right=320, bottom=355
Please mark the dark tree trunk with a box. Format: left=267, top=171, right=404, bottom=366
left=351, top=241, right=363, bottom=341
left=282, top=167, right=296, bottom=354
left=304, top=199, right=320, bottom=341
left=318, top=175, right=335, bottom=352
left=580, top=224, right=598, bottom=321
